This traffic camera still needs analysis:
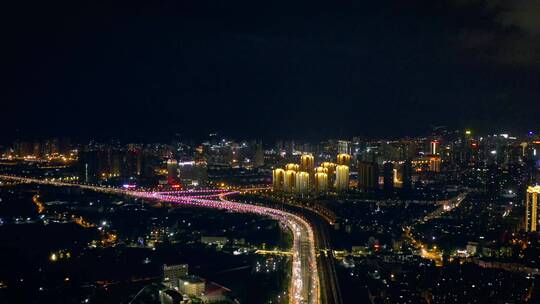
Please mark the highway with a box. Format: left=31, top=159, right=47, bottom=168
left=301, top=209, right=343, bottom=304
left=255, top=197, right=343, bottom=304
left=0, top=175, right=320, bottom=304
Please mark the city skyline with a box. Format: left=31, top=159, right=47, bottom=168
left=2, top=1, right=540, bottom=303
left=1, top=127, right=540, bottom=303
left=3, top=127, right=539, bottom=145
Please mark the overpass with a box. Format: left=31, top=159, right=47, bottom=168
left=0, top=175, right=321, bottom=304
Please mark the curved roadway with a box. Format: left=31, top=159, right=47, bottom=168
left=0, top=175, right=320, bottom=304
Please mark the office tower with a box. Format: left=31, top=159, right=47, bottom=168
left=285, top=163, right=300, bottom=172
left=179, top=161, right=208, bottom=187
left=429, top=156, right=441, bottom=172
left=430, top=140, right=439, bottom=155
left=402, top=159, right=413, bottom=191
left=335, top=165, right=350, bottom=191
left=163, top=264, right=189, bottom=288
left=314, top=172, right=328, bottom=193
left=338, top=140, right=351, bottom=154
left=321, top=162, right=337, bottom=188
left=253, top=142, right=265, bottom=167
left=285, top=140, right=295, bottom=157
left=295, top=172, right=310, bottom=194
left=273, top=168, right=285, bottom=191
left=167, top=159, right=179, bottom=183
left=461, top=129, right=475, bottom=166
left=383, top=162, right=394, bottom=192
left=300, top=154, right=315, bottom=172
left=284, top=170, right=296, bottom=192
left=336, top=153, right=351, bottom=166
left=358, top=161, right=379, bottom=191
left=525, top=186, right=540, bottom=232
left=111, top=150, right=123, bottom=177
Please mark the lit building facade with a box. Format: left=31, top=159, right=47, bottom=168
left=429, top=156, right=441, bottom=172
left=337, top=140, right=350, bottom=154
left=525, top=186, right=540, bottom=232
left=163, top=264, right=189, bottom=289
left=300, top=154, right=315, bottom=172
left=295, top=171, right=310, bottom=194
left=272, top=168, right=285, bottom=191
left=321, top=162, right=337, bottom=189
left=285, top=163, right=300, bottom=172
left=337, top=153, right=351, bottom=166
left=335, top=165, right=349, bottom=191
left=178, top=275, right=206, bottom=296
left=430, top=140, right=439, bottom=155
left=315, top=166, right=328, bottom=174
left=314, top=172, right=328, bottom=193
left=284, top=170, right=296, bottom=192
left=321, top=162, right=336, bottom=171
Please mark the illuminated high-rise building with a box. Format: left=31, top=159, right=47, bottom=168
left=315, top=166, right=328, bottom=174
left=358, top=161, right=379, bottom=191
left=300, top=154, right=315, bottom=172
left=430, top=140, right=439, bottom=155
left=336, top=153, right=351, bottom=166
left=321, top=162, right=336, bottom=173
left=321, top=162, right=337, bottom=188
left=429, top=156, right=441, bottom=172
left=284, top=170, right=296, bottom=192
left=525, top=186, right=540, bottom=232
left=314, top=172, right=328, bottom=193
left=295, top=171, right=310, bottom=194
left=285, top=163, right=300, bottom=172
left=163, top=264, right=189, bottom=288
left=272, top=168, right=285, bottom=191
left=335, top=165, right=349, bottom=192
left=337, top=140, right=350, bottom=154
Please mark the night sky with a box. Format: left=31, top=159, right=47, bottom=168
left=2, top=0, right=540, bottom=142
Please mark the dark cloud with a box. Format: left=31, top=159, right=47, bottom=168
left=453, top=0, right=540, bottom=67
